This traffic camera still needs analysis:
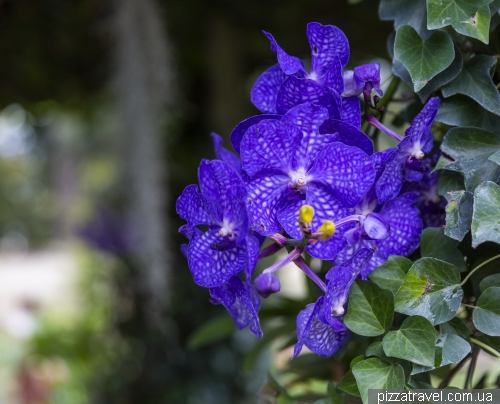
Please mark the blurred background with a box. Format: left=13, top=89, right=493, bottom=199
left=0, top=1, right=406, bottom=403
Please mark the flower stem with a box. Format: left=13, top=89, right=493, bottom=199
left=460, top=253, right=500, bottom=287
left=461, top=303, right=476, bottom=309
left=293, top=256, right=327, bottom=292
left=367, top=116, right=404, bottom=142
left=262, top=248, right=301, bottom=274
left=470, top=337, right=500, bottom=358
left=258, top=243, right=282, bottom=259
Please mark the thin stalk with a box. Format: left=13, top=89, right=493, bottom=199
left=258, top=243, right=282, bottom=259
left=293, top=256, right=327, bottom=292
left=262, top=248, right=301, bottom=274
left=470, top=337, right=500, bottom=358
left=464, top=346, right=479, bottom=389
left=438, top=353, right=471, bottom=388
left=378, top=75, right=401, bottom=108
left=460, top=253, right=500, bottom=286
left=461, top=303, right=476, bottom=309
left=367, top=116, right=404, bottom=142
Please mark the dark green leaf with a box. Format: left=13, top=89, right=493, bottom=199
left=352, top=358, right=405, bottom=404
left=344, top=280, right=394, bottom=336
left=441, top=127, right=500, bottom=192
left=442, top=55, right=500, bottom=115
left=427, top=0, right=492, bottom=44
left=369, top=256, right=412, bottom=295
left=327, top=382, right=345, bottom=404
left=380, top=0, right=430, bottom=38
left=407, top=376, right=434, bottom=389
left=382, top=316, right=436, bottom=367
left=473, top=286, right=500, bottom=336
left=186, top=315, right=235, bottom=350
left=480, top=274, right=500, bottom=292
left=421, top=228, right=467, bottom=272
left=366, top=341, right=397, bottom=364
left=417, top=43, right=463, bottom=102
left=394, top=258, right=463, bottom=325
left=441, top=317, right=472, bottom=340
left=444, top=191, right=473, bottom=242
left=435, top=154, right=453, bottom=171
left=411, top=333, right=471, bottom=374
left=438, top=170, right=465, bottom=201
left=394, top=25, right=454, bottom=92
left=472, top=181, right=500, bottom=247
left=477, top=335, right=500, bottom=356
left=436, top=95, right=500, bottom=136
left=338, top=355, right=364, bottom=397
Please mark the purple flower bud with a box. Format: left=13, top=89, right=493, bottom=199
left=254, top=273, right=281, bottom=298
left=363, top=212, right=389, bottom=240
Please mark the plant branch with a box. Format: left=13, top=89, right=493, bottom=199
left=460, top=253, right=500, bottom=286
left=470, top=337, right=500, bottom=358
left=464, top=346, right=479, bottom=389
left=438, top=353, right=471, bottom=388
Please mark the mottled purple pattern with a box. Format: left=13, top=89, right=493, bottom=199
left=246, top=175, right=288, bottom=235
left=320, top=248, right=373, bottom=327
left=321, top=56, right=344, bottom=104
left=281, top=103, right=338, bottom=168
left=245, top=234, right=261, bottom=281
left=210, top=276, right=263, bottom=337
left=307, top=22, right=350, bottom=74
left=354, top=64, right=381, bottom=90
left=277, top=185, right=350, bottom=259
left=240, top=119, right=302, bottom=179
left=250, top=64, right=288, bottom=114
left=263, top=31, right=305, bottom=75
left=308, top=142, right=375, bottom=207
left=405, top=97, right=440, bottom=152
left=198, top=159, right=222, bottom=210
left=361, top=195, right=423, bottom=277
left=230, top=114, right=281, bottom=154
left=211, top=133, right=241, bottom=172
left=176, top=184, right=219, bottom=236
left=188, top=230, right=248, bottom=287
left=276, top=76, right=340, bottom=118
left=293, top=298, right=351, bottom=359
left=320, top=119, right=373, bottom=155
left=340, top=96, right=361, bottom=129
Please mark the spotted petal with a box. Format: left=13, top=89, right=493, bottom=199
left=293, top=297, right=350, bottom=359
left=276, top=76, right=341, bottom=118
left=247, top=175, right=289, bottom=235
left=281, top=103, right=337, bottom=168
left=230, top=114, right=281, bottom=154
left=307, top=22, right=350, bottom=72
left=251, top=64, right=288, bottom=114
left=320, top=119, right=373, bottom=155
left=209, top=276, right=263, bottom=337
left=240, top=119, right=302, bottom=179
left=375, top=148, right=408, bottom=204
left=263, top=31, right=305, bottom=75
left=405, top=97, right=440, bottom=150
left=321, top=56, right=344, bottom=104
left=198, top=159, right=222, bottom=211
left=308, top=142, right=375, bottom=207
left=176, top=184, right=219, bottom=235
left=188, top=230, right=247, bottom=288
left=245, top=234, right=261, bottom=282
left=211, top=133, right=241, bottom=172
left=340, top=96, right=361, bottom=129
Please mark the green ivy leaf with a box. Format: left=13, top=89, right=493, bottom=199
left=436, top=95, right=500, bottom=136
left=382, top=316, right=436, bottom=367
left=441, top=317, right=472, bottom=341
left=437, top=170, right=465, bottom=201
left=352, top=358, right=405, bottom=404
left=186, top=315, right=235, bottom=349
left=366, top=341, right=397, bottom=364
left=338, top=355, right=364, bottom=397
left=369, top=256, right=412, bottom=295
left=411, top=333, right=471, bottom=374
left=441, top=127, right=500, bottom=192
left=417, top=43, right=463, bottom=102
left=344, top=280, right=394, bottom=336
left=394, top=258, right=463, bottom=325
left=427, top=0, right=492, bottom=44
left=472, top=181, right=500, bottom=247
left=473, top=286, right=500, bottom=336
left=444, top=191, right=473, bottom=242
left=421, top=228, right=467, bottom=272
left=442, top=55, right=500, bottom=115
left=380, top=0, right=430, bottom=38
left=394, top=25, right=454, bottom=92
left=480, top=274, right=500, bottom=292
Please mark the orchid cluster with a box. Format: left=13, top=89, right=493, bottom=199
left=177, top=22, right=443, bottom=358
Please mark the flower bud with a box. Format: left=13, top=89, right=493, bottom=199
left=254, top=273, right=281, bottom=298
